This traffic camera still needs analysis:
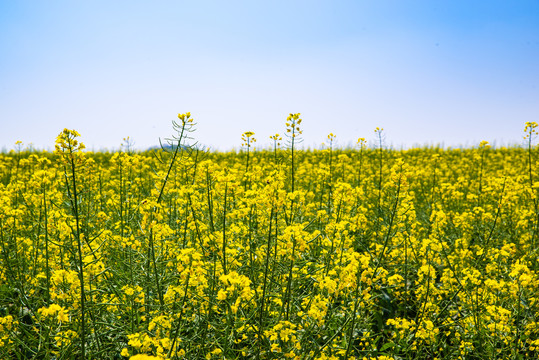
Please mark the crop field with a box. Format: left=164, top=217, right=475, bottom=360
left=1, top=115, right=538, bottom=360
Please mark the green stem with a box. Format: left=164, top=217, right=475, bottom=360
left=222, top=181, right=228, bottom=275
left=257, top=206, right=274, bottom=359
left=67, top=152, right=86, bottom=359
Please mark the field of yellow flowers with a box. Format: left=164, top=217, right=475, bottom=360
left=1, top=115, right=538, bottom=360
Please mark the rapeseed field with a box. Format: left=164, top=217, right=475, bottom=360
left=1, top=115, right=538, bottom=359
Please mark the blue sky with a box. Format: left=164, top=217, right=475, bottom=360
left=1, top=0, right=538, bottom=151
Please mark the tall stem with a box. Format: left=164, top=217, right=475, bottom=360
left=257, top=206, right=274, bottom=359
left=222, top=181, right=228, bottom=275
left=68, top=152, right=86, bottom=359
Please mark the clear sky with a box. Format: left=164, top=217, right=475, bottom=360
left=1, top=0, right=538, bottom=151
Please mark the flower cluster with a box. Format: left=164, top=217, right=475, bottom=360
left=1, top=121, right=538, bottom=359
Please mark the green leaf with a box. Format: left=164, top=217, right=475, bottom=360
left=380, top=342, right=396, bottom=351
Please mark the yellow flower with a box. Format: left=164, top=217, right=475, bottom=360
left=57, top=310, right=69, bottom=323
left=129, top=355, right=163, bottom=360
left=217, top=289, right=227, bottom=301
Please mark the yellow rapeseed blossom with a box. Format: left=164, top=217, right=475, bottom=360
left=1, top=121, right=539, bottom=359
